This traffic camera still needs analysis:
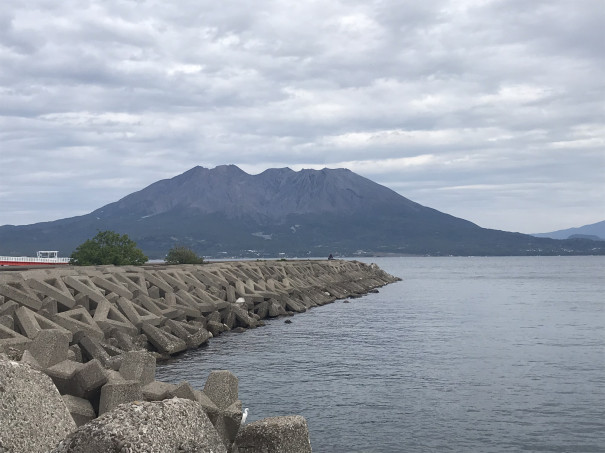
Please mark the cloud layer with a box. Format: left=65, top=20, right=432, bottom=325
left=1, top=0, right=603, bottom=233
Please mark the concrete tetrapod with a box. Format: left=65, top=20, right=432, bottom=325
left=50, top=398, right=227, bottom=453
left=0, top=357, right=77, bottom=453
left=233, top=415, right=313, bottom=453
left=203, top=370, right=245, bottom=451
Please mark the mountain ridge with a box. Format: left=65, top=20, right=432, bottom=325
left=92, top=165, right=430, bottom=222
left=533, top=220, right=605, bottom=240
left=0, top=165, right=603, bottom=258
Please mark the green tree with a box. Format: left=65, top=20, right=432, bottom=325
left=70, top=230, right=148, bottom=266
left=165, top=246, right=204, bottom=265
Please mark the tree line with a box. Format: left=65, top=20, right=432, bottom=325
left=69, top=230, right=203, bottom=265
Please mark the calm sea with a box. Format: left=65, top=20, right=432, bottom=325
left=156, top=257, right=605, bottom=452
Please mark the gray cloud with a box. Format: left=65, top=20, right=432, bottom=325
left=1, top=0, right=603, bottom=234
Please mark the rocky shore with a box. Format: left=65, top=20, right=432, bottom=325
left=0, top=259, right=399, bottom=452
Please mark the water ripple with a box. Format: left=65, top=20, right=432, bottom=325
left=157, top=257, right=605, bottom=452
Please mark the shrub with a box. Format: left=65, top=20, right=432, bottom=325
left=70, top=230, right=148, bottom=266
left=165, top=246, right=204, bottom=265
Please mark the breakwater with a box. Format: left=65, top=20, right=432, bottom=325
left=0, top=259, right=399, bottom=452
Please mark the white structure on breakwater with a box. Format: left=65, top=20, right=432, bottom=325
left=0, top=251, right=70, bottom=266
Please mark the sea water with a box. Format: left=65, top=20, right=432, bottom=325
left=156, top=256, right=605, bottom=452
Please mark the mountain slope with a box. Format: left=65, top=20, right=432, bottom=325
left=533, top=220, right=605, bottom=240
left=92, top=165, right=423, bottom=220
left=1, top=166, right=603, bottom=258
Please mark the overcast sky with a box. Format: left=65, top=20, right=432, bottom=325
left=1, top=0, right=603, bottom=234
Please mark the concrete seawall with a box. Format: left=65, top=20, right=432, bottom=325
left=0, top=259, right=399, bottom=452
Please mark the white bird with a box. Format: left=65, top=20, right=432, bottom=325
left=241, top=408, right=249, bottom=425
left=236, top=297, right=246, bottom=304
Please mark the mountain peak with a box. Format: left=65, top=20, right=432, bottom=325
left=259, top=167, right=294, bottom=176
left=212, top=164, right=248, bottom=175
left=180, top=164, right=247, bottom=178
left=94, top=164, right=413, bottom=221
left=180, top=165, right=208, bottom=177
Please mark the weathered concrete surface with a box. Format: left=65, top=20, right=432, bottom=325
left=46, top=359, right=85, bottom=394
left=62, top=394, right=96, bottom=427
left=233, top=415, right=312, bottom=453
left=50, top=398, right=227, bottom=453
left=204, top=370, right=239, bottom=410
left=71, top=358, right=108, bottom=400
left=168, top=380, right=198, bottom=401
left=0, top=358, right=77, bottom=453
left=116, top=351, right=155, bottom=387
left=14, top=306, right=72, bottom=341
left=27, top=328, right=70, bottom=369
left=0, top=323, right=30, bottom=354
left=203, top=370, right=243, bottom=450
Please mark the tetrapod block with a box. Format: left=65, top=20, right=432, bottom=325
left=53, top=307, right=104, bottom=341
left=114, top=272, right=149, bottom=296
left=142, top=271, right=173, bottom=294
left=0, top=281, right=43, bottom=311
left=98, top=380, right=143, bottom=415
left=156, top=270, right=189, bottom=291
left=93, top=299, right=138, bottom=337
left=119, top=350, right=156, bottom=385
left=165, top=319, right=211, bottom=348
left=92, top=275, right=134, bottom=299
left=14, top=306, right=73, bottom=341
left=116, top=297, right=162, bottom=328
left=26, top=278, right=76, bottom=310
left=62, top=275, right=108, bottom=306
left=203, top=370, right=239, bottom=410
left=0, top=323, right=31, bottom=352
left=234, top=415, right=312, bottom=453
left=27, top=328, right=70, bottom=368
left=141, top=324, right=187, bottom=355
